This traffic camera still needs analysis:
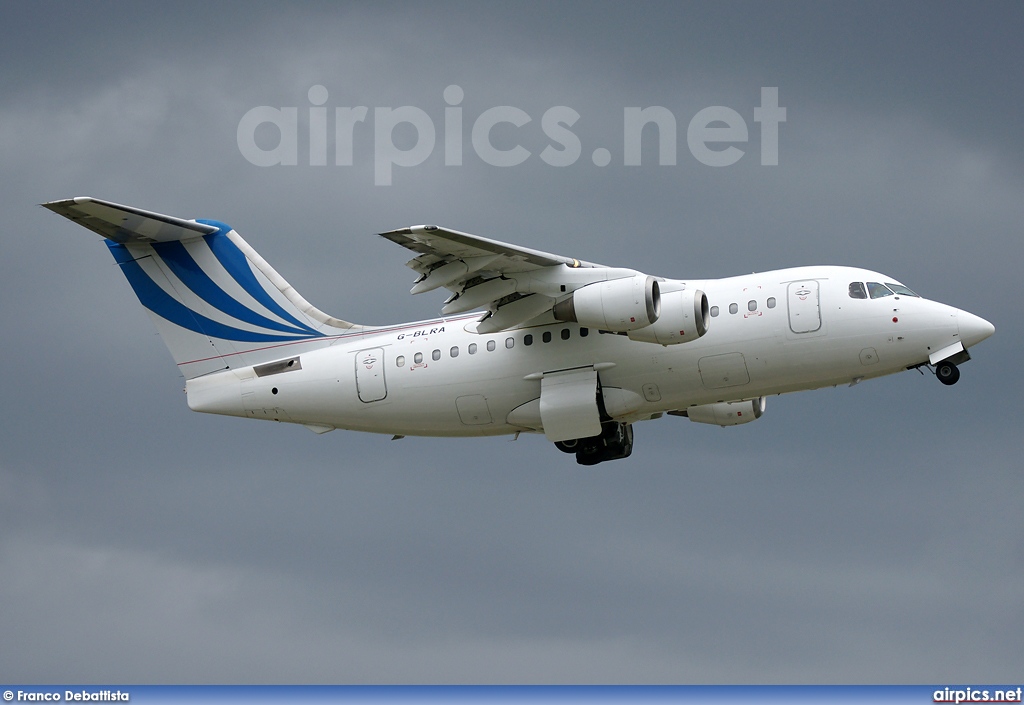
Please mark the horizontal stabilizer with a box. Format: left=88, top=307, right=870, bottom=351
left=42, top=197, right=218, bottom=244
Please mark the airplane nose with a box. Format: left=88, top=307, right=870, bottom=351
left=958, top=310, right=995, bottom=348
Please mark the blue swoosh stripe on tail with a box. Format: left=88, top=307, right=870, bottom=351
left=198, top=224, right=322, bottom=335
left=152, top=240, right=320, bottom=336
left=108, top=242, right=319, bottom=343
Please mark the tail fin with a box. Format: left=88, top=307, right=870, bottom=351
left=43, top=197, right=361, bottom=379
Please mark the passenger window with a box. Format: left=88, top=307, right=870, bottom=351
left=710, top=306, right=720, bottom=317
left=524, top=334, right=533, bottom=346
left=450, top=346, right=459, bottom=358
left=505, top=337, right=514, bottom=349
left=414, top=352, right=423, bottom=364
left=487, top=340, right=496, bottom=352
left=729, top=303, right=738, bottom=314
left=748, top=300, right=757, bottom=312
left=849, top=282, right=867, bottom=299
left=432, top=349, right=441, bottom=361
left=767, top=297, right=776, bottom=309
left=579, top=327, right=589, bottom=337
left=543, top=331, right=552, bottom=343
left=469, top=343, right=477, bottom=354
left=561, top=328, right=570, bottom=340
left=867, top=282, right=894, bottom=299
left=396, top=355, right=405, bottom=367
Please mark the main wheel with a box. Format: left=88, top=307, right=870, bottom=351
left=575, top=439, right=606, bottom=465
left=554, top=439, right=580, bottom=454
left=619, top=423, right=634, bottom=458
left=936, top=360, right=960, bottom=386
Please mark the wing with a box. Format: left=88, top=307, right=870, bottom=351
left=379, top=225, right=647, bottom=333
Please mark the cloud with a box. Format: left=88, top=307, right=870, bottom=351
left=1, top=0, right=1021, bottom=684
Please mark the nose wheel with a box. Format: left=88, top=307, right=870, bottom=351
left=935, top=360, right=960, bottom=386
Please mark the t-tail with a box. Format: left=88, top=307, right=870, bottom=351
left=43, top=197, right=361, bottom=379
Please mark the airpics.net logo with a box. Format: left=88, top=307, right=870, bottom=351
left=237, top=85, right=786, bottom=185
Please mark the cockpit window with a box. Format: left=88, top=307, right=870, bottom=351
left=867, top=282, right=894, bottom=299
left=848, top=282, right=867, bottom=299
left=886, top=282, right=919, bottom=297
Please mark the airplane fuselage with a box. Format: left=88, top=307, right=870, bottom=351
left=185, top=265, right=985, bottom=437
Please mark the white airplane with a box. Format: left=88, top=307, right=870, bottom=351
left=44, top=197, right=994, bottom=465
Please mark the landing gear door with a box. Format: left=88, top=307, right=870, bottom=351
left=787, top=280, right=822, bottom=334
left=539, top=367, right=602, bottom=442
left=355, top=347, right=387, bottom=402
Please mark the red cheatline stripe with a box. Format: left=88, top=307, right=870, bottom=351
left=178, top=314, right=480, bottom=366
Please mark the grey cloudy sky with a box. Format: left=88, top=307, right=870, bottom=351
left=1, top=0, right=1022, bottom=683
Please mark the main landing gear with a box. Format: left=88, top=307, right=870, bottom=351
left=555, top=421, right=634, bottom=465
left=935, top=360, right=961, bottom=386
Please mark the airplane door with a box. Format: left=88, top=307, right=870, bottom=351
left=787, top=280, right=821, bottom=333
left=355, top=347, right=387, bottom=402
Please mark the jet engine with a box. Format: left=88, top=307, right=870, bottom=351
left=683, top=397, right=766, bottom=426
left=552, top=275, right=660, bottom=332
left=627, top=289, right=709, bottom=345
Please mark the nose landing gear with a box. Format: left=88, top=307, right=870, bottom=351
left=935, top=360, right=960, bottom=386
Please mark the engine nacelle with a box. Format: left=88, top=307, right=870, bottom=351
left=553, top=274, right=660, bottom=332
left=627, top=289, right=709, bottom=345
left=685, top=397, right=766, bottom=426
